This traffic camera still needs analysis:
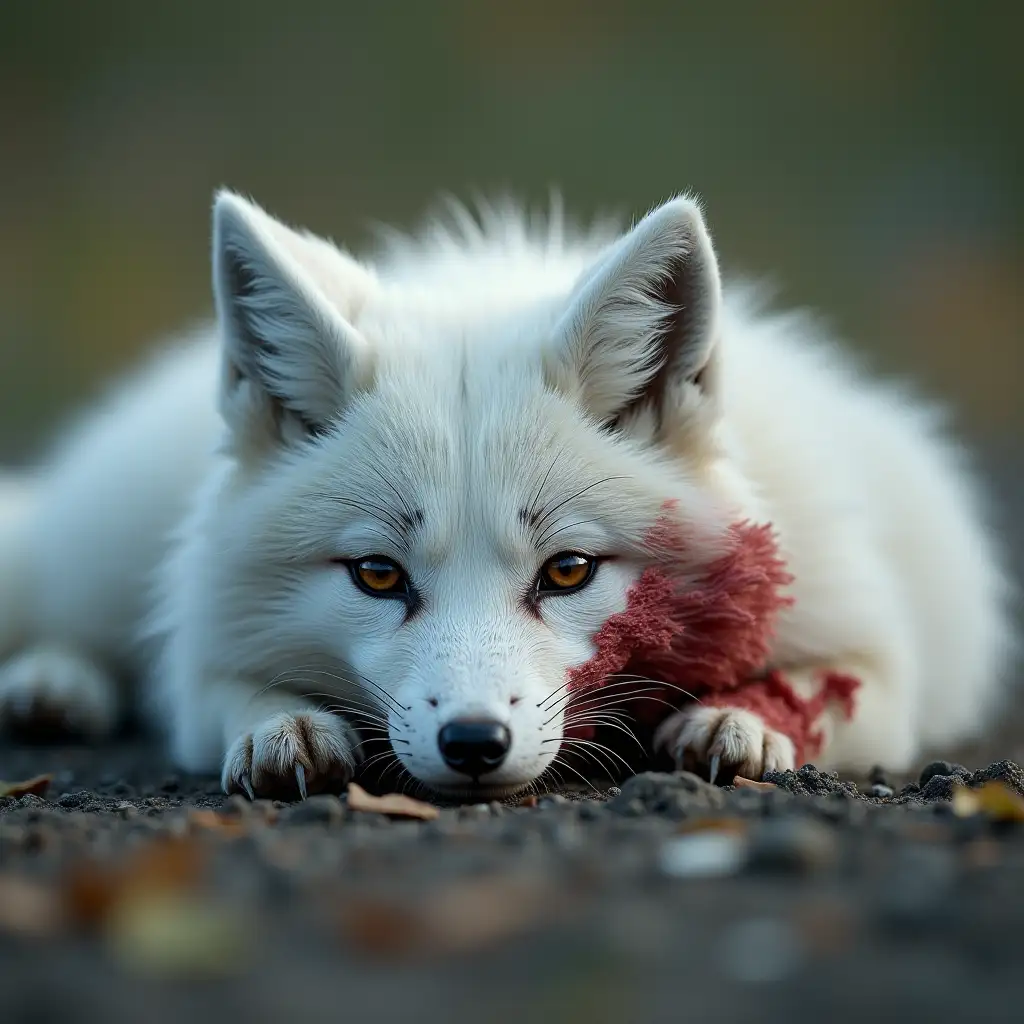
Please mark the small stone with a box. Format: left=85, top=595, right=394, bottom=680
left=920, top=773, right=964, bottom=802
left=919, top=761, right=967, bottom=788
left=659, top=831, right=747, bottom=879
left=251, top=799, right=280, bottom=822
left=576, top=801, right=605, bottom=821
left=870, top=784, right=894, bottom=799
left=763, top=765, right=858, bottom=799
left=280, top=794, right=345, bottom=825
left=57, top=791, right=89, bottom=809
left=222, top=795, right=254, bottom=817
left=622, top=798, right=646, bottom=817
left=968, top=760, right=1024, bottom=798
left=540, top=794, right=569, bottom=808
left=608, top=771, right=725, bottom=818
left=458, top=803, right=492, bottom=820
left=747, top=817, right=836, bottom=874
left=606, top=787, right=622, bottom=798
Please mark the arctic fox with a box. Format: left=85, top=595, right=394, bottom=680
left=0, top=189, right=1013, bottom=801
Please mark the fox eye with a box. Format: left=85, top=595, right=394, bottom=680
left=537, top=552, right=597, bottom=593
left=349, top=556, right=409, bottom=598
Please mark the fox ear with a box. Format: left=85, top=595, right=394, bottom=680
left=550, top=196, right=722, bottom=432
left=212, top=190, right=373, bottom=449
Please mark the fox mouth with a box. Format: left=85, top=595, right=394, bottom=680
left=415, top=780, right=535, bottom=805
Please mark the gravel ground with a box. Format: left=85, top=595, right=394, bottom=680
left=2, top=449, right=1023, bottom=1024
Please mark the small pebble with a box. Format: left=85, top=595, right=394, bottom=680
left=540, top=794, right=569, bottom=808
left=280, top=795, right=345, bottom=825
left=747, top=817, right=836, bottom=874
left=659, top=831, right=747, bottom=879
left=577, top=801, right=605, bottom=821
left=919, top=761, right=967, bottom=788
left=458, top=803, right=491, bottom=820
left=870, top=783, right=894, bottom=799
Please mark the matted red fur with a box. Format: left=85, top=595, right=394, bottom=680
left=563, top=506, right=860, bottom=763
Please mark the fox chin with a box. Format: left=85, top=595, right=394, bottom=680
left=0, top=188, right=1014, bottom=802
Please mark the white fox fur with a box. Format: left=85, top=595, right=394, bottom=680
left=0, top=189, right=1014, bottom=800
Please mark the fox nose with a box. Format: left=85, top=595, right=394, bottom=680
left=437, top=719, right=511, bottom=778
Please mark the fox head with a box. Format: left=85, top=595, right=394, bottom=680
left=205, top=189, right=762, bottom=799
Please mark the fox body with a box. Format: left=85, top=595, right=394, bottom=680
left=0, top=190, right=1013, bottom=800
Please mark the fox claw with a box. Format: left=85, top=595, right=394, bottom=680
left=222, top=709, right=356, bottom=801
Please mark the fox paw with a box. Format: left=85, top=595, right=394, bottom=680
left=222, top=710, right=356, bottom=801
left=0, top=646, right=119, bottom=739
left=654, top=706, right=795, bottom=784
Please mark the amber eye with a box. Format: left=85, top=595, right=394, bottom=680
left=538, top=552, right=596, bottom=593
left=351, top=557, right=408, bottom=596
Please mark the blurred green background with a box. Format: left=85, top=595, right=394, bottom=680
left=1, top=0, right=1021, bottom=462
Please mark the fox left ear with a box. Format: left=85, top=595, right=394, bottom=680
left=549, top=196, right=722, bottom=434
left=211, top=190, right=376, bottom=454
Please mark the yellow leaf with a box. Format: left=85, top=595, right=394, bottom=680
left=952, top=781, right=1024, bottom=822
left=0, top=774, right=53, bottom=799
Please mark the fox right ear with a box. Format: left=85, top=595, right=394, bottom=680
left=548, top=196, right=722, bottom=440
left=212, top=190, right=373, bottom=452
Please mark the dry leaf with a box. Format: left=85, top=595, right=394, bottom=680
left=733, top=776, right=776, bottom=791
left=346, top=782, right=439, bottom=820
left=952, top=781, right=1024, bottom=822
left=0, top=774, right=53, bottom=799
left=0, top=876, right=64, bottom=937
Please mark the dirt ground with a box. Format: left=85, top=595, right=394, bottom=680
left=2, top=447, right=1023, bottom=1024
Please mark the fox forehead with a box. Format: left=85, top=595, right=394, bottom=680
left=324, top=375, right=640, bottom=565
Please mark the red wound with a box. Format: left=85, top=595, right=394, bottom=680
left=563, top=507, right=859, bottom=760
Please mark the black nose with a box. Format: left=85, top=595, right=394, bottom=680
left=437, top=719, right=511, bottom=778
